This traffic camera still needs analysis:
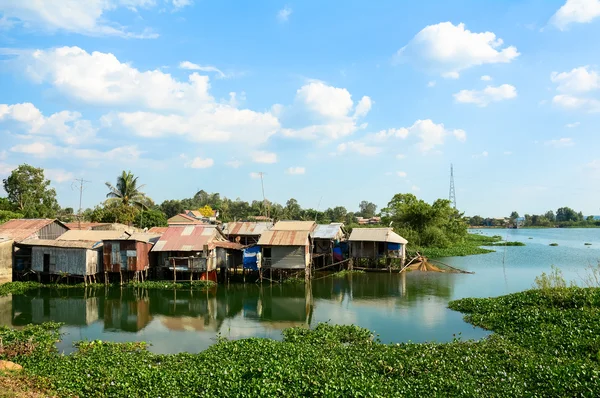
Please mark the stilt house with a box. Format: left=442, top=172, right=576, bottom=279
left=348, top=228, right=408, bottom=265
left=257, top=221, right=316, bottom=270
left=311, top=223, right=346, bottom=267
left=222, top=221, right=273, bottom=245
left=102, top=233, right=162, bottom=281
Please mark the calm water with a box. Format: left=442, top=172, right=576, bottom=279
left=1, top=228, right=599, bottom=354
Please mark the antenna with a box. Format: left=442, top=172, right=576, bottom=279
left=449, top=164, right=457, bottom=209
left=258, top=172, right=270, bottom=219
left=314, top=196, right=323, bottom=222
left=72, top=178, right=91, bottom=229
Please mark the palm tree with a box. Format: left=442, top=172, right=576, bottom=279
left=105, top=171, right=149, bottom=210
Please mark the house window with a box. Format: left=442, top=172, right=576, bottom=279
left=263, top=248, right=272, bottom=258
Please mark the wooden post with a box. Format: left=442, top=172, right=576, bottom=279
left=104, top=271, right=108, bottom=285
left=119, top=270, right=122, bottom=286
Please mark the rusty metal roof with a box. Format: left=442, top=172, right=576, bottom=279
left=151, top=225, right=224, bottom=252
left=257, top=230, right=310, bottom=246
left=148, top=227, right=169, bottom=233
left=348, top=228, right=408, bottom=244
left=312, top=223, right=345, bottom=240
left=19, top=239, right=100, bottom=249
left=212, top=241, right=244, bottom=250
left=223, top=221, right=273, bottom=236
left=0, top=219, right=67, bottom=241
left=104, top=233, right=162, bottom=244
left=57, top=230, right=127, bottom=241
left=272, top=221, right=316, bottom=231
left=168, top=213, right=201, bottom=224
left=64, top=222, right=108, bottom=230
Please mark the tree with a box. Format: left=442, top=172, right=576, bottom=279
left=284, top=198, right=301, bottom=220
left=2, top=164, right=60, bottom=218
left=0, top=210, right=24, bottom=224
left=329, top=206, right=347, bottom=223
left=105, top=171, right=150, bottom=210
left=358, top=201, right=377, bottom=218
left=134, top=209, right=168, bottom=229
left=556, top=207, right=578, bottom=222
left=509, top=211, right=519, bottom=220
left=544, top=210, right=556, bottom=222
left=160, top=200, right=185, bottom=218
left=198, top=205, right=214, bottom=217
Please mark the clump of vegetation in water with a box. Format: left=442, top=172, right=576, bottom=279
left=331, top=270, right=365, bottom=277
left=5, top=286, right=600, bottom=397
left=549, top=243, right=559, bottom=246
left=128, top=280, right=215, bottom=290
left=482, top=241, right=525, bottom=247
left=282, top=276, right=305, bottom=284
left=416, top=234, right=501, bottom=258
left=585, top=242, right=592, bottom=245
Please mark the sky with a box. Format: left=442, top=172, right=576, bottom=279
left=1, top=0, right=600, bottom=217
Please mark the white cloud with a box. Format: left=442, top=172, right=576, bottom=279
left=249, top=172, right=262, bottom=179
left=552, top=94, right=600, bottom=112
left=277, top=6, right=292, bottom=23
left=566, top=122, right=581, bottom=128
left=551, top=66, right=600, bottom=93
left=472, top=150, right=489, bottom=158
left=370, top=128, right=409, bottom=142
left=226, top=160, right=242, bottom=168
left=281, top=81, right=372, bottom=140
left=45, top=169, right=74, bottom=183
left=286, top=167, right=305, bottom=175
left=179, top=61, right=226, bottom=78
left=397, top=119, right=466, bottom=153
left=427, top=81, right=436, bottom=87
left=545, top=137, right=575, bottom=148
left=504, top=151, right=513, bottom=155
left=395, top=22, right=519, bottom=78
left=454, top=84, right=517, bottom=107
left=336, top=141, right=382, bottom=156
left=481, top=75, right=492, bottom=81
left=396, top=154, right=406, bottom=159
left=10, top=141, right=141, bottom=161
left=411, top=185, right=420, bottom=192
left=187, top=156, right=214, bottom=169
left=0, top=0, right=158, bottom=38
left=0, top=102, right=97, bottom=145
left=252, top=151, right=277, bottom=164
left=550, top=0, right=600, bottom=30
left=172, top=0, right=193, bottom=9
left=396, top=171, right=407, bottom=177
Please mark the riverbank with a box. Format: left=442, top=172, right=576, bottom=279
left=1, top=286, right=598, bottom=396
left=416, top=233, right=524, bottom=258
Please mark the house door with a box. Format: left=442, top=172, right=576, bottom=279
left=43, top=254, right=50, bottom=273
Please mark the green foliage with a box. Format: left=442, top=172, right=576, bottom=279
left=382, top=193, right=468, bottom=248
left=128, top=281, right=216, bottom=290
left=105, top=171, right=150, bottom=210
left=0, top=209, right=24, bottom=224
left=533, top=265, right=570, bottom=289
left=585, top=242, right=593, bottom=245
left=484, top=241, right=525, bottom=247
left=414, top=234, right=499, bottom=257
left=133, top=209, right=168, bottom=229
left=357, top=200, right=377, bottom=218
left=2, top=164, right=59, bottom=218
left=331, top=270, right=366, bottom=277
left=550, top=243, right=559, bottom=246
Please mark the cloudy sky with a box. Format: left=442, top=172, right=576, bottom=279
left=1, top=0, right=600, bottom=216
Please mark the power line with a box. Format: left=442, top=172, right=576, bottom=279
left=72, top=178, right=91, bottom=229
left=449, top=164, right=457, bottom=209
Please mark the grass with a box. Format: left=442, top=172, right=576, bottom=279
left=550, top=243, right=559, bottom=246
left=3, top=287, right=600, bottom=396
left=416, top=234, right=504, bottom=258
left=0, top=280, right=215, bottom=298
left=331, top=270, right=365, bottom=277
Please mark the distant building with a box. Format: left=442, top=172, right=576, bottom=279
left=355, top=216, right=382, bottom=225
left=222, top=221, right=273, bottom=245
left=311, top=223, right=347, bottom=267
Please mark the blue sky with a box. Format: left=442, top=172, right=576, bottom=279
left=1, top=0, right=600, bottom=217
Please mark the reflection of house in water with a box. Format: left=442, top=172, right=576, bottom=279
left=151, top=289, right=223, bottom=332
left=241, top=286, right=314, bottom=329
left=11, top=292, right=100, bottom=326
left=103, top=291, right=152, bottom=333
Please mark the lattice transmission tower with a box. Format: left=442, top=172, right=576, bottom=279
left=449, top=164, right=457, bottom=209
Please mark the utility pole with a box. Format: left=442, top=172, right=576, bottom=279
left=258, top=172, right=270, bottom=219
left=449, top=164, right=457, bottom=209
left=72, top=178, right=91, bottom=229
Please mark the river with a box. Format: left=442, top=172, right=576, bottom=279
left=1, top=228, right=599, bottom=354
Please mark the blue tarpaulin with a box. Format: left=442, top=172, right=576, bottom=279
left=387, top=243, right=401, bottom=251
left=243, top=246, right=261, bottom=271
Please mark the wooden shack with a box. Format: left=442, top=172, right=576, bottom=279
left=257, top=221, right=316, bottom=276
left=20, top=230, right=126, bottom=283
left=311, top=223, right=346, bottom=268
left=151, top=225, right=242, bottom=281
left=348, top=228, right=408, bottom=268
left=102, top=233, right=162, bottom=282
left=0, top=219, right=69, bottom=280
left=222, top=221, right=273, bottom=245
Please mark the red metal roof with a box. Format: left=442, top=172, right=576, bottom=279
left=151, top=225, right=224, bottom=252
left=224, top=221, right=272, bottom=236
left=212, top=241, right=244, bottom=250
left=0, top=219, right=65, bottom=241
left=148, top=227, right=169, bottom=233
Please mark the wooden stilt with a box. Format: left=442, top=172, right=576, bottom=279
left=119, top=270, right=123, bottom=286
left=104, top=271, right=108, bottom=285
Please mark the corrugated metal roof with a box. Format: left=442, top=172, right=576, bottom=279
left=168, top=213, right=201, bottom=224
left=223, top=222, right=273, bottom=236
left=212, top=241, right=244, bottom=250
left=19, top=239, right=100, bottom=249
left=64, top=222, right=108, bottom=230
left=148, top=227, right=169, bottom=233
left=0, top=236, right=12, bottom=244
left=257, top=230, right=310, bottom=246
left=312, top=223, right=344, bottom=240
left=57, top=230, right=127, bottom=241
left=151, top=225, right=223, bottom=252
left=348, top=228, right=408, bottom=244
left=0, top=219, right=66, bottom=241
left=104, top=233, right=162, bottom=244
left=272, top=221, right=316, bottom=231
